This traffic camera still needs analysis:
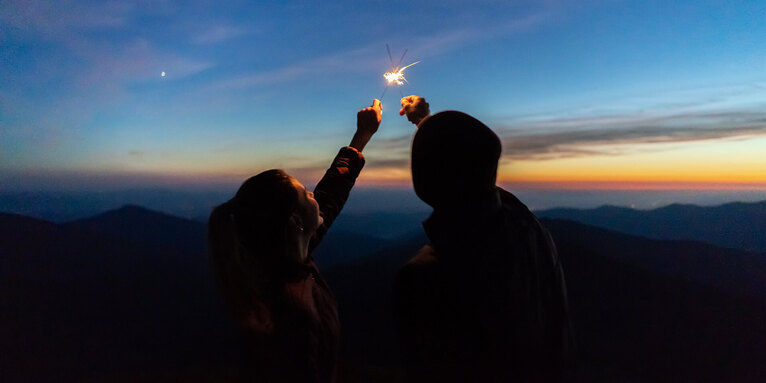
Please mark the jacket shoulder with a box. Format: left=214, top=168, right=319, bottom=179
left=406, top=244, right=439, bottom=266
left=395, top=245, right=440, bottom=287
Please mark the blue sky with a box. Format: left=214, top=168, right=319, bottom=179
left=2, top=0, right=766, bottom=192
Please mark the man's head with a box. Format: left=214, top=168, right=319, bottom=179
left=411, top=111, right=501, bottom=209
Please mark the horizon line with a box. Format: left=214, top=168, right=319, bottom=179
left=3, top=180, right=766, bottom=193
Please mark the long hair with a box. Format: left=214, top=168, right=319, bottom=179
left=208, top=169, right=300, bottom=331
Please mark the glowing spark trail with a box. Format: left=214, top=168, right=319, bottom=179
left=383, top=61, right=420, bottom=86
left=380, top=44, right=420, bottom=99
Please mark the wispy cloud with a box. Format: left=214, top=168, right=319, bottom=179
left=0, top=0, right=212, bottom=140
left=207, top=4, right=553, bottom=90
left=0, top=0, right=134, bottom=36
left=74, top=38, right=214, bottom=85
left=1, top=0, right=211, bottom=84
left=498, top=109, right=766, bottom=160
left=209, top=46, right=378, bottom=89
left=365, top=107, right=766, bottom=165
left=192, top=24, right=250, bottom=44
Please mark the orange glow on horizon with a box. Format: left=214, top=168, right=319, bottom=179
left=497, top=136, right=766, bottom=188
left=354, top=167, right=766, bottom=190
left=50, top=134, right=765, bottom=191
left=23, top=165, right=764, bottom=191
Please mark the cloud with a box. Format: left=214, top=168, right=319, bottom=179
left=1, top=0, right=213, bottom=146
left=498, top=109, right=766, bottom=160
left=192, top=24, right=249, bottom=44
left=209, top=46, right=379, bottom=90
left=0, top=0, right=135, bottom=39
left=207, top=3, right=553, bottom=90
left=365, top=107, right=766, bottom=165
left=365, top=158, right=411, bottom=169
left=406, top=9, right=550, bottom=58
left=1, top=0, right=211, bottom=83
left=3, top=35, right=213, bottom=141
left=74, top=38, right=214, bottom=85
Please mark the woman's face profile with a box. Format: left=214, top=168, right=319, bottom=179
left=289, top=177, right=322, bottom=234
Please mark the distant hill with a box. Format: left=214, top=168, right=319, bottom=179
left=63, top=204, right=396, bottom=270
left=0, top=190, right=229, bottom=223
left=0, top=206, right=409, bottom=382
left=2, top=206, right=765, bottom=382
left=329, top=211, right=429, bottom=240
left=537, top=200, right=766, bottom=253
left=0, top=188, right=426, bottom=224
left=545, top=219, right=766, bottom=382
left=323, top=233, right=428, bottom=368
left=64, top=204, right=207, bottom=253
left=0, top=211, right=237, bottom=382
left=326, top=219, right=766, bottom=382
left=542, top=218, right=766, bottom=302
left=312, top=230, right=393, bottom=269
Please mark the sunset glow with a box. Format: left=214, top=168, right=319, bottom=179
left=499, top=136, right=766, bottom=186
left=2, top=1, right=765, bottom=197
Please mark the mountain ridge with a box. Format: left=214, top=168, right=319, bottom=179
left=2, top=205, right=765, bottom=381
left=538, top=199, right=766, bottom=253
left=64, top=204, right=207, bottom=253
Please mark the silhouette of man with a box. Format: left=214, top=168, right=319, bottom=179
left=393, top=96, right=575, bottom=382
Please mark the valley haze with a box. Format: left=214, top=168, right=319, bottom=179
left=3, top=186, right=766, bottom=224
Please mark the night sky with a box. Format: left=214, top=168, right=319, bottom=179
left=2, top=0, right=766, bottom=192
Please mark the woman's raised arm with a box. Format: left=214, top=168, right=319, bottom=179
left=309, top=99, right=382, bottom=250
left=350, top=99, right=382, bottom=151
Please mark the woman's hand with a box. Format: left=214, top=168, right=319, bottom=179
left=399, top=95, right=429, bottom=126
left=350, top=99, right=382, bottom=152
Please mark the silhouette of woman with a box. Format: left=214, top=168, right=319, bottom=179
left=208, top=100, right=382, bottom=382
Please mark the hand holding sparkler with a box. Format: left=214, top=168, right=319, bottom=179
left=399, top=95, right=430, bottom=126
left=350, top=99, right=382, bottom=152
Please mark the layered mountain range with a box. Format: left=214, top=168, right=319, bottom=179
left=1, top=202, right=764, bottom=382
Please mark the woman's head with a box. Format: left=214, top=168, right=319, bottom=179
left=207, top=169, right=321, bottom=324
left=231, top=169, right=322, bottom=256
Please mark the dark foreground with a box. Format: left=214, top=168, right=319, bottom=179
left=1, top=205, right=764, bottom=382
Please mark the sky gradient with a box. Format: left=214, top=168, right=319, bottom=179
left=2, top=0, right=766, bottom=192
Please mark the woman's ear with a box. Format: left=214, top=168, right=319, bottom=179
left=287, top=213, right=304, bottom=233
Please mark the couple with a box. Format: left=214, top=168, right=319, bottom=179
left=208, top=96, right=575, bottom=382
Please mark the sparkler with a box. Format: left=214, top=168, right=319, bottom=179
left=380, top=44, right=419, bottom=99
left=383, top=61, right=420, bottom=86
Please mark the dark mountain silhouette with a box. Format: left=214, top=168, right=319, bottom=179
left=323, top=233, right=427, bottom=368
left=64, top=204, right=207, bottom=253
left=0, top=206, right=407, bottom=382
left=329, top=211, right=430, bottom=239
left=0, top=190, right=229, bottom=223
left=537, top=200, right=766, bottom=253
left=325, top=220, right=766, bottom=382
left=544, top=219, right=766, bottom=382
left=64, top=204, right=390, bottom=270
left=312, top=230, right=392, bottom=269
left=2, top=206, right=765, bottom=382
left=0, top=210, right=237, bottom=382
left=542, top=218, right=766, bottom=302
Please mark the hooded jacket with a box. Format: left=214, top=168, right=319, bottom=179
left=394, top=111, right=575, bottom=382
left=393, top=188, right=575, bottom=382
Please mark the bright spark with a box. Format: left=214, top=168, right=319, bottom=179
left=383, top=61, right=419, bottom=86
left=161, top=71, right=166, bottom=77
